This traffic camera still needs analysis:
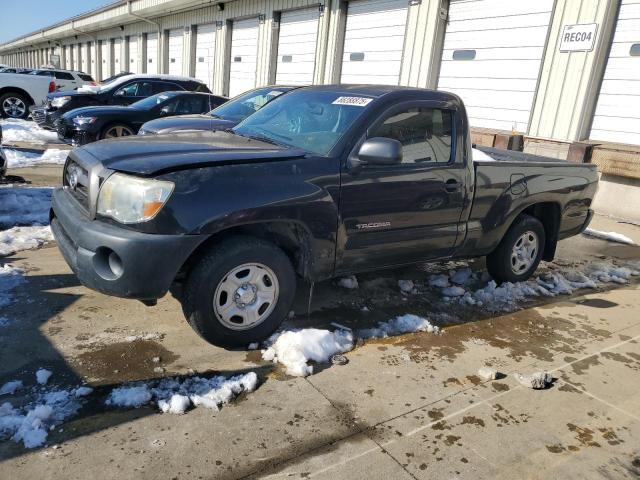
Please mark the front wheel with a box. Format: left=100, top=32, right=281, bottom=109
left=486, top=214, right=545, bottom=283
left=182, top=236, right=296, bottom=348
left=101, top=124, right=135, bottom=139
left=0, top=92, right=31, bottom=119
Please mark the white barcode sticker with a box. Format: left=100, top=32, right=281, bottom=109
left=332, top=96, right=373, bottom=107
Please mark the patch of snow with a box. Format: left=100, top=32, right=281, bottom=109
left=477, top=367, right=498, bottom=381
left=358, top=314, right=439, bottom=339
left=0, top=380, right=23, bottom=396
left=0, top=264, right=25, bottom=308
left=247, top=342, right=259, bottom=350
left=3, top=148, right=68, bottom=169
left=428, top=274, right=450, bottom=288
left=0, top=226, right=53, bottom=256
left=338, top=275, right=359, bottom=289
left=35, top=369, right=52, bottom=386
left=514, top=371, right=553, bottom=389
left=450, top=268, right=473, bottom=285
left=124, top=332, right=162, bottom=343
left=0, top=386, right=87, bottom=448
left=0, top=119, right=59, bottom=144
left=106, top=373, right=258, bottom=415
left=0, top=317, right=10, bottom=327
left=398, top=279, right=415, bottom=294
left=583, top=228, right=636, bottom=245
left=442, top=285, right=466, bottom=297
left=262, top=329, right=353, bottom=377
left=73, top=387, right=93, bottom=398
left=0, top=186, right=52, bottom=228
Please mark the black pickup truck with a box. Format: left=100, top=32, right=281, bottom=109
left=50, top=85, right=598, bottom=348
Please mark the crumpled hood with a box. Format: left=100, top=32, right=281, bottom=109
left=140, top=115, right=237, bottom=134
left=77, top=130, right=306, bottom=176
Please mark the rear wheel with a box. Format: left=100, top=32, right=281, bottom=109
left=182, top=236, right=296, bottom=348
left=101, top=124, right=135, bottom=139
left=0, top=92, right=30, bottom=119
left=487, top=214, right=545, bottom=283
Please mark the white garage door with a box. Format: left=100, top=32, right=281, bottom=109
left=275, top=8, right=320, bottom=85
left=81, top=43, right=89, bottom=73
left=438, top=0, right=553, bottom=132
left=113, top=38, right=122, bottom=73
left=65, top=46, right=72, bottom=70
left=89, top=42, right=97, bottom=77
left=101, top=40, right=111, bottom=80
left=128, top=36, right=140, bottom=74
left=168, top=29, right=184, bottom=76
left=591, top=0, right=640, bottom=145
left=72, top=44, right=80, bottom=71
left=340, top=0, right=408, bottom=85
left=146, top=32, right=158, bottom=74
left=229, top=18, right=260, bottom=97
left=195, top=23, right=216, bottom=90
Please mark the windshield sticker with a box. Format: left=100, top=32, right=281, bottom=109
left=332, top=96, right=373, bottom=107
left=267, top=90, right=284, bottom=97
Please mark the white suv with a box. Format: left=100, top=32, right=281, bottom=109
left=29, top=69, right=95, bottom=92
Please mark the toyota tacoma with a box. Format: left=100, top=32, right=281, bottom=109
left=50, top=85, right=598, bottom=348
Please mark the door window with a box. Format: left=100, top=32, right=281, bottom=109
left=370, top=107, right=453, bottom=164
left=154, top=82, right=184, bottom=94
left=55, top=71, right=74, bottom=80
left=115, top=81, right=153, bottom=97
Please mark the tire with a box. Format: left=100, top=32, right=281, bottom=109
left=0, top=92, right=31, bottom=119
left=486, top=214, right=545, bottom=283
left=182, top=236, right=296, bottom=348
left=100, top=123, right=135, bottom=139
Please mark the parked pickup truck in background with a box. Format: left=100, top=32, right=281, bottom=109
left=0, top=71, right=55, bottom=119
left=50, top=85, right=598, bottom=348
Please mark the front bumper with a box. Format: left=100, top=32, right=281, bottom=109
left=57, top=122, right=96, bottom=146
left=0, top=146, right=7, bottom=177
left=51, top=188, right=206, bottom=300
left=31, top=107, right=61, bottom=130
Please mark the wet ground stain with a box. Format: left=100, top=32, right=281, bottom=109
left=72, top=340, right=179, bottom=384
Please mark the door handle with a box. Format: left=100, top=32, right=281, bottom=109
left=445, top=179, right=460, bottom=192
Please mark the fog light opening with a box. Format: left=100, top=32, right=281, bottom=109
left=93, top=247, right=124, bottom=280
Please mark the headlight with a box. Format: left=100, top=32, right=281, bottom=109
left=72, top=116, right=97, bottom=126
left=97, top=173, right=174, bottom=224
left=51, top=96, right=71, bottom=108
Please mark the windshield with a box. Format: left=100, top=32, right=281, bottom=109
left=233, top=90, right=373, bottom=155
left=132, top=92, right=178, bottom=109
left=210, top=87, right=291, bottom=122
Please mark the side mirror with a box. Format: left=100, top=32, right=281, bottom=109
left=160, top=106, right=171, bottom=116
left=357, top=137, right=402, bottom=165
left=114, top=89, right=124, bottom=97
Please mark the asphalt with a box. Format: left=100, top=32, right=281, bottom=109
left=0, top=165, right=639, bottom=479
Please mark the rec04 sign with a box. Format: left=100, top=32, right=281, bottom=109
left=560, top=23, right=598, bottom=52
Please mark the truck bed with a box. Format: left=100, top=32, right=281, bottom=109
left=474, top=145, right=582, bottom=165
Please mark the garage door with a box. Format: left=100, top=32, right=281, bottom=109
left=101, top=40, right=111, bottom=80
left=146, top=32, right=158, bottom=75
left=168, top=29, right=184, bottom=76
left=129, top=36, right=140, bottom=74
left=89, top=42, right=97, bottom=77
left=65, top=46, right=72, bottom=70
left=591, top=0, right=640, bottom=145
left=275, top=8, right=320, bottom=85
left=438, top=0, right=553, bottom=132
left=72, top=44, right=80, bottom=71
left=229, top=18, right=260, bottom=97
left=81, top=43, right=89, bottom=73
left=340, top=0, right=409, bottom=85
left=113, top=38, right=122, bottom=74
left=195, top=23, right=216, bottom=90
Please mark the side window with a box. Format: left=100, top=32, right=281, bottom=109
left=176, top=96, right=205, bottom=114
left=116, top=82, right=153, bottom=97
left=154, top=82, right=183, bottom=94
left=55, top=71, right=74, bottom=80
left=370, top=107, right=453, bottom=165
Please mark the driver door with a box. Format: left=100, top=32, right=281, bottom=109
left=337, top=102, right=467, bottom=273
left=111, top=81, right=153, bottom=105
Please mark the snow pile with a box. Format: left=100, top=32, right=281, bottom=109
left=106, top=372, right=258, bottom=415
left=435, top=261, right=640, bottom=312
left=358, top=314, right=439, bottom=339
left=0, top=264, right=25, bottom=308
left=398, top=279, right=415, bottom=294
left=3, top=148, right=68, bottom=168
left=0, top=119, right=59, bottom=144
left=0, top=385, right=92, bottom=448
left=36, top=369, right=53, bottom=386
left=583, top=228, right=636, bottom=245
left=0, top=226, right=53, bottom=256
left=338, top=275, right=359, bottom=289
left=262, top=329, right=353, bottom=377
left=0, top=380, right=23, bottom=396
left=0, top=186, right=52, bottom=228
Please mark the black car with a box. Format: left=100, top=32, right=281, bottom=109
left=31, top=74, right=210, bottom=130
left=57, top=91, right=227, bottom=145
left=138, top=85, right=296, bottom=135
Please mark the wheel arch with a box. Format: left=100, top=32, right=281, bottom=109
left=176, top=220, right=316, bottom=284
left=516, top=202, right=561, bottom=261
left=0, top=87, right=35, bottom=106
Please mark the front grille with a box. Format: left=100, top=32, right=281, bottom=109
left=31, top=109, right=46, bottom=124
left=63, top=158, right=90, bottom=214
